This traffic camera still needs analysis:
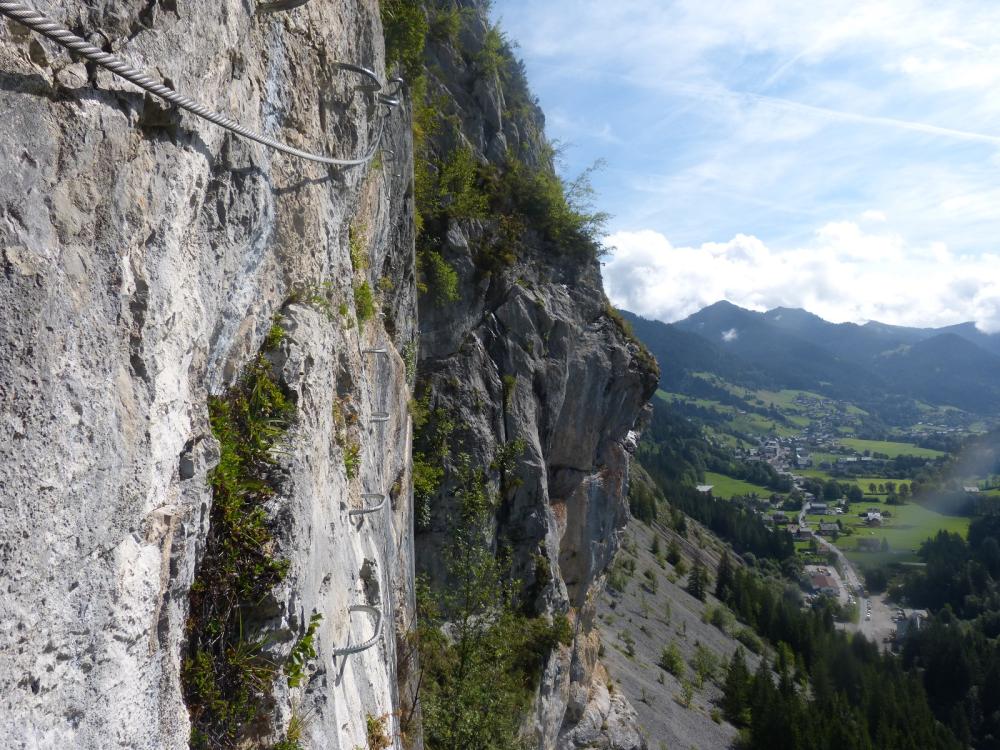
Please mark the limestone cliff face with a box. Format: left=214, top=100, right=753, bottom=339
left=0, top=2, right=416, bottom=748
left=413, top=4, right=658, bottom=748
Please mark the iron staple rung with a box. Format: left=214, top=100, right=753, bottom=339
left=331, top=604, right=382, bottom=656
left=0, top=1, right=401, bottom=166
left=349, top=493, right=387, bottom=516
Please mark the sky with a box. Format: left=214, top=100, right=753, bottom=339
left=491, top=0, right=1000, bottom=332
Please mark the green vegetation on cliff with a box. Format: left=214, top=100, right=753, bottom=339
left=383, top=0, right=613, bottom=305
left=183, top=323, right=304, bottom=749
left=410, top=453, right=571, bottom=750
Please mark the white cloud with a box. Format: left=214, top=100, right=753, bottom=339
left=603, top=225, right=1000, bottom=333
left=495, top=0, right=1000, bottom=332
left=721, top=328, right=739, bottom=342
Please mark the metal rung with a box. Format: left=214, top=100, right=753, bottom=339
left=364, top=347, right=388, bottom=356
left=350, top=493, right=387, bottom=516
left=384, top=77, right=405, bottom=96
left=370, top=412, right=390, bottom=424
left=332, top=605, right=382, bottom=656
left=335, top=62, right=381, bottom=88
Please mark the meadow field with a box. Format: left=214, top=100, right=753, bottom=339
left=838, top=438, right=944, bottom=459
left=838, top=501, right=970, bottom=565
left=703, top=471, right=773, bottom=499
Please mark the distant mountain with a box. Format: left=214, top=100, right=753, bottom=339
left=621, top=309, right=771, bottom=390
left=871, top=333, right=1000, bottom=412
left=939, top=322, right=1000, bottom=358
left=673, top=302, right=884, bottom=399
left=623, top=301, right=1000, bottom=417
left=763, top=308, right=925, bottom=364
left=861, top=319, right=1000, bottom=358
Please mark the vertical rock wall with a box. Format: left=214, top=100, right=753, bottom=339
left=413, top=3, right=658, bottom=748
left=0, top=1, right=416, bottom=747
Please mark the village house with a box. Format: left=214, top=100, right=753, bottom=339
left=893, top=610, right=929, bottom=651
left=810, top=574, right=839, bottom=597
left=860, top=508, right=883, bottom=525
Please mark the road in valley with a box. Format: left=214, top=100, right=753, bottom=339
left=799, top=509, right=896, bottom=647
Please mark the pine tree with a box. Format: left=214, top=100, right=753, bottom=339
left=687, top=557, right=709, bottom=601
left=715, top=550, right=735, bottom=603
left=722, top=647, right=751, bottom=726
left=666, top=538, right=682, bottom=566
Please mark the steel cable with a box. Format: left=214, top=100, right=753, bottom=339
left=0, top=1, right=397, bottom=166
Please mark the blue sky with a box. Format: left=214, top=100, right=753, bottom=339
left=491, top=0, right=1000, bottom=331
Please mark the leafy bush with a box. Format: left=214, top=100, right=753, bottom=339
left=476, top=25, right=506, bottom=78
left=702, top=604, right=734, bottom=634
left=418, top=250, right=459, bottom=306
left=692, top=641, right=720, bottom=688
left=343, top=439, right=361, bottom=480
left=501, top=374, right=517, bottom=408
left=735, top=626, right=763, bottom=655
left=666, top=538, right=682, bottom=566
left=643, top=568, right=659, bottom=593
left=659, top=641, right=684, bottom=677
left=349, top=224, right=368, bottom=271
left=620, top=629, right=636, bottom=658
left=416, top=449, right=567, bottom=750
left=380, top=0, right=427, bottom=81
left=289, top=280, right=335, bottom=321
left=286, top=613, right=322, bottom=688
left=479, top=148, right=609, bottom=258
left=605, top=304, right=659, bottom=377
left=354, top=281, right=375, bottom=325
left=439, top=145, right=488, bottom=220
left=366, top=714, right=392, bottom=750
left=607, top=564, right=629, bottom=594
left=413, top=452, right=443, bottom=530
left=428, top=5, right=462, bottom=42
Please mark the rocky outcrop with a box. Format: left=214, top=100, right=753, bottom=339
left=412, top=4, right=658, bottom=748
left=0, top=2, right=415, bottom=747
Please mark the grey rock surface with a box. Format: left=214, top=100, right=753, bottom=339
left=0, top=1, right=416, bottom=747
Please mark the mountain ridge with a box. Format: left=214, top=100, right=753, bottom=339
left=623, top=301, right=1000, bottom=416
